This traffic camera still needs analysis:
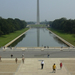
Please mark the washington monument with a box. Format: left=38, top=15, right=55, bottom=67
left=37, top=0, right=40, bottom=24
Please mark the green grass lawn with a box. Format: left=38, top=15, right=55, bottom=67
left=48, top=28, right=75, bottom=46
left=0, top=28, right=29, bottom=47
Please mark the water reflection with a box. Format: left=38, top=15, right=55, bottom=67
left=37, top=28, right=40, bottom=47
left=53, top=36, right=68, bottom=46
left=40, top=28, right=68, bottom=47
left=48, top=31, right=68, bottom=46
left=9, top=28, right=68, bottom=47
left=8, top=34, right=26, bottom=47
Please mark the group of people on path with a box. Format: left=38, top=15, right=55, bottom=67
left=0, top=53, right=62, bottom=73
left=15, top=54, right=25, bottom=64
left=0, top=54, right=25, bottom=64
left=15, top=57, right=25, bottom=64
left=41, top=60, right=62, bottom=73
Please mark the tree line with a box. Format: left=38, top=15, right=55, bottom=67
left=49, top=18, right=75, bottom=34
left=0, top=17, right=27, bottom=36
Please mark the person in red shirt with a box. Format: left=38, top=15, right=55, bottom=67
left=60, top=62, right=62, bottom=69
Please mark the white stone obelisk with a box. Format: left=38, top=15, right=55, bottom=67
left=37, top=0, right=40, bottom=24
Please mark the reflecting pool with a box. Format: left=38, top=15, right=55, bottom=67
left=10, top=28, right=68, bottom=47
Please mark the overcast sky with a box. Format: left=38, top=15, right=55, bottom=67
left=0, top=0, right=75, bottom=22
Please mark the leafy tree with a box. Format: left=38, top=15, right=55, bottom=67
left=50, top=17, right=75, bottom=34
left=0, top=17, right=27, bottom=36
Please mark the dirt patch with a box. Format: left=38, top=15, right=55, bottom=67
left=61, top=60, right=75, bottom=63
left=0, top=60, right=21, bottom=63
left=61, top=60, right=75, bottom=75
left=0, top=73, right=14, bottom=75
left=72, top=73, right=75, bottom=75
left=63, top=64, right=75, bottom=72
left=0, top=64, right=20, bottom=72
left=0, top=60, right=21, bottom=74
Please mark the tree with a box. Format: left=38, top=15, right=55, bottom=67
left=0, top=17, right=27, bottom=36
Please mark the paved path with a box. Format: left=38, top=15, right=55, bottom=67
left=14, top=58, right=73, bottom=75
left=1, top=48, right=75, bottom=58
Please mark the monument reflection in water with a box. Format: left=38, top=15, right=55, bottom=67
left=9, top=28, right=68, bottom=47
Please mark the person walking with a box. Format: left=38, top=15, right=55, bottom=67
left=53, top=63, right=56, bottom=73
left=41, top=60, right=44, bottom=69
left=47, top=54, right=50, bottom=58
left=15, top=58, right=18, bottom=64
left=22, top=57, right=25, bottom=63
left=0, top=56, right=1, bottom=61
left=4, top=46, right=5, bottom=49
left=22, top=54, right=24, bottom=57
left=11, top=54, right=13, bottom=58
left=60, top=62, right=62, bottom=69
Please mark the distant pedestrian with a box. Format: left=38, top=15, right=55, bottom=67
left=53, top=63, right=56, bottom=73
left=60, top=46, right=63, bottom=51
left=41, top=60, right=44, bottom=69
left=22, top=57, right=25, bottom=63
left=60, top=62, right=62, bottom=69
left=4, top=46, right=5, bottom=49
left=47, top=54, right=50, bottom=58
left=15, top=58, right=18, bottom=63
left=0, top=56, right=1, bottom=61
left=11, top=54, right=13, bottom=58
left=22, top=54, right=24, bottom=57
left=61, top=46, right=63, bottom=49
